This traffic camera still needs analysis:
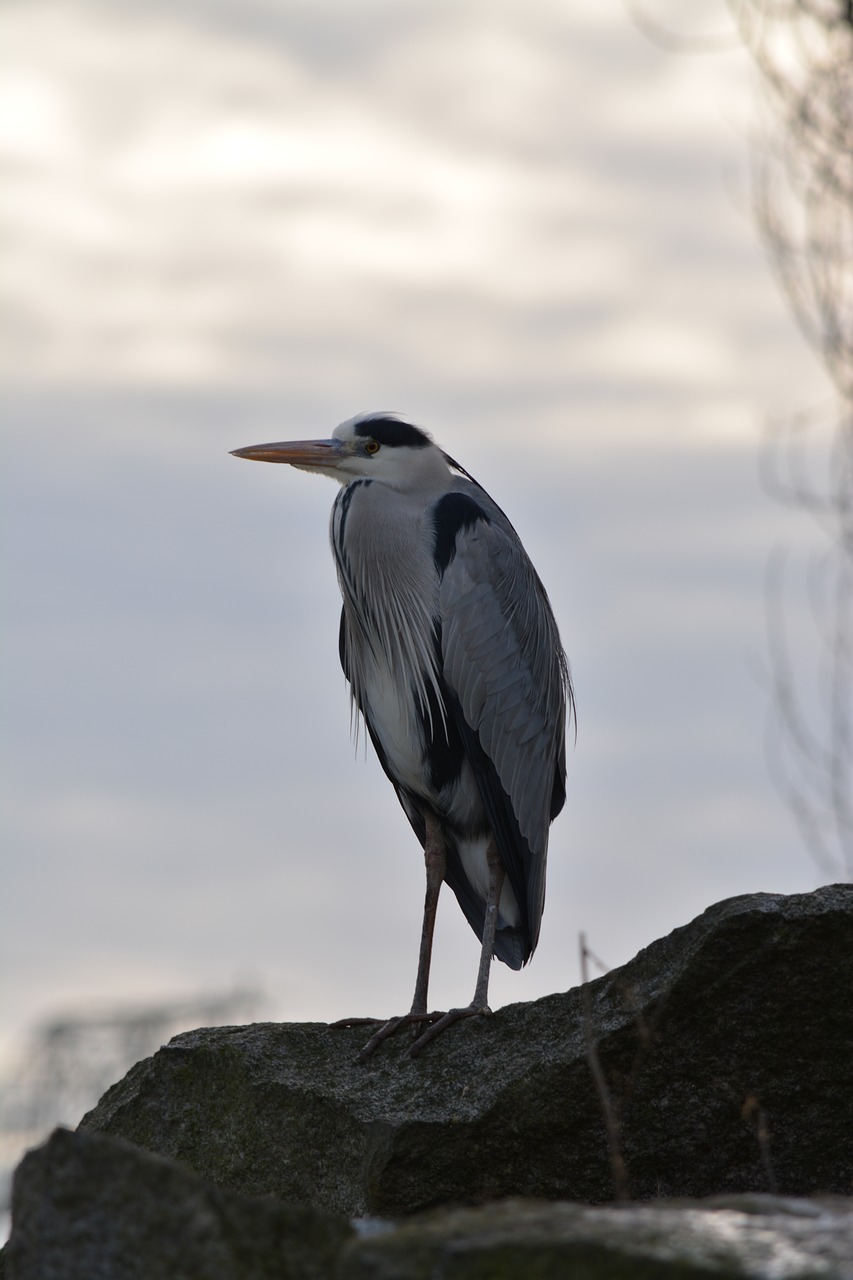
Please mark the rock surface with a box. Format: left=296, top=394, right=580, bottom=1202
left=78, top=885, right=853, bottom=1216
left=6, top=1129, right=853, bottom=1279
left=345, top=1195, right=853, bottom=1279
left=3, top=1127, right=351, bottom=1280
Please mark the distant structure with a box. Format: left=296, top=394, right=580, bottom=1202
left=0, top=988, right=261, bottom=1214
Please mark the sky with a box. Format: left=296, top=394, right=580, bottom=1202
left=0, top=0, right=838, bottom=1097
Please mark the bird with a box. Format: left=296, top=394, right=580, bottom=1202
left=231, top=412, right=573, bottom=1058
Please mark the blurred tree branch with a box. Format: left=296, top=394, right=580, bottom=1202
left=631, top=1, right=853, bottom=880
left=740, top=0, right=853, bottom=880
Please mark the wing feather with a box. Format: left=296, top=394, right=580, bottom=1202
left=438, top=497, right=570, bottom=956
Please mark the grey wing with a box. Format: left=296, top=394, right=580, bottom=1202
left=439, top=507, right=570, bottom=954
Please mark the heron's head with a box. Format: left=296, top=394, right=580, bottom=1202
left=231, top=413, right=452, bottom=493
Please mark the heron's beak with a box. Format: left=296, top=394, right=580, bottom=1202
left=230, top=438, right=346, bottom=469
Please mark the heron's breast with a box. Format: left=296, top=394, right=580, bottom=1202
left=361, top=657, right=430, bottom=796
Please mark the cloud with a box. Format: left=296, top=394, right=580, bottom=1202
left=0, top=0, right=828, bottom=433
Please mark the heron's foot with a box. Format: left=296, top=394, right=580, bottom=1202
left=408, top=1003, right=491, bottom=1059
left=356, top=1010, right=446, bottom=1063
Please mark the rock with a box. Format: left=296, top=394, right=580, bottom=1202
left=341, top=1195, right=853, bottom=1280
left=3, top=1127, right=352, bottom=1280
left=78, top=885, right=853, bottom=1215
left=5, top=1129, right=853, bottom=1279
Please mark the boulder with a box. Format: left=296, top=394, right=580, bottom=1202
left=3, top=1126, right=351, bottom=1280
left=343, top=1195, right=853, bottom=1279
left=77, top=885, right=853, bottom=1215
left=5, top=1128, right=853, bottom=1280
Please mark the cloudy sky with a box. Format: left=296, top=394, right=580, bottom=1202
left=1, top=0, right=835, bottom=1081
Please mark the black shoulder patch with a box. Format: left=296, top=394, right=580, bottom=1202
left=433, top=492, right=489, bottom=573
left=354, top=415, right=431, bottom=449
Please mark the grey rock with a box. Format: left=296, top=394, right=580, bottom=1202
left=78, top=885, right=853, bottom=1216
left=5, top=1130, right=853, bottom=1278
left=3, top=1127, right=352, bottom=1280
left=339, top=1196, right=853, bottom=1279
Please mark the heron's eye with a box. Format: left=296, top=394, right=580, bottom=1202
left=364, top=439, right=380, bottom=455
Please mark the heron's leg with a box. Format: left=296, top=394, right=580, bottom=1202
left=354, top=813, right=449, bottom=1062
left=410, top=810, right=446, bottom=1015
left=408, top=839, right=504, bottom=1058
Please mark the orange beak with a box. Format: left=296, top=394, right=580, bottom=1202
left=230, top=439, right=346, bottom=468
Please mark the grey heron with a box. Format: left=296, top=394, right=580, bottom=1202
left=232, top=413, right=573, bottom=1058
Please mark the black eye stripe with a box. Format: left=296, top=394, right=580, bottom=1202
left=353, top=416, right=431, bottom=449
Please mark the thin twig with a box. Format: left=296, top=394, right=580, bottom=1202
left=580, top=934, right=630, bottom=1202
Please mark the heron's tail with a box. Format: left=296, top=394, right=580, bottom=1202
left=493, top=924, right=526, bottom=970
